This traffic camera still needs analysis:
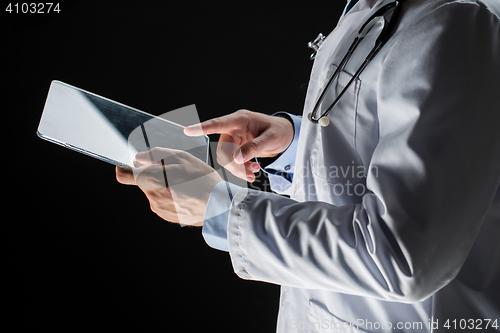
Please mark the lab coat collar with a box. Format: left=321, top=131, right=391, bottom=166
left=345, top=0, right=391, bottom=15
left=339, top=0, right=393, bottom=26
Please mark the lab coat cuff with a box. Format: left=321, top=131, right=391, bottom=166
left=227, top=188, right=253, bottom=280
left=202, top=181, right=243, bottom=252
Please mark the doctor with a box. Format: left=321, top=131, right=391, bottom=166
left=116, top=0, right=500, bottom=331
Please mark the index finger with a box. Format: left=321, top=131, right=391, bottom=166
left=183, top=113, right=241, bottom=136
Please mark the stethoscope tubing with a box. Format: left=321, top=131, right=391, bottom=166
left=309, top=1, right=402, bottom=127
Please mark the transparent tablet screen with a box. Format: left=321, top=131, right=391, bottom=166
left=37, top=81, right=209, bottom=168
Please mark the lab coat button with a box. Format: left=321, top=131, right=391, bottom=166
left=318, top=73, right=325, bottom=86
left=281, top=289, right=287, bottom=305
left=237, top=269, right=252, bottom=279
left=293, top=181, right=301, bottom=197
left=284, top=165, right=291, bottom=171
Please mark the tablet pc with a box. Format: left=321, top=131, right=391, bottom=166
left=37, top=81, right=209, bottom=168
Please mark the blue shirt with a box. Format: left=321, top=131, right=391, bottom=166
left=344, top=0, right=359, bottom=15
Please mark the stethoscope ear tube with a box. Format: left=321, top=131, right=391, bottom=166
left=376, top=1, right=401, bottom=45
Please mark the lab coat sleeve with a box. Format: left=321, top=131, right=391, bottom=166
left=202, top=181, right=243, bottom=252
left=226, top=3, right=500, bottom=302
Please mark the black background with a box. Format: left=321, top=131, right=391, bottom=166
left=2, top=1, right=345, bottom=331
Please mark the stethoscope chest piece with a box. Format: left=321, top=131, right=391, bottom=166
left=307, top=112, right=330, bottom=127
left=318, top=117, right=330, bottom=127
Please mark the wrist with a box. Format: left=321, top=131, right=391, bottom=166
left=273, top=112, right=295, bottom=154
left=258, top=113, right=295, bottom=167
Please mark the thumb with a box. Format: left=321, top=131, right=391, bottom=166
left=234, top=132, right=271, bottom=164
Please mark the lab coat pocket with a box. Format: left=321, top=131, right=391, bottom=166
left=307, top=300, right=369, bottom=333
left=310, top=64, right=363, bottom=186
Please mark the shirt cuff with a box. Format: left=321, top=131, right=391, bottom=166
left=202, top=181, right=243, bottom=252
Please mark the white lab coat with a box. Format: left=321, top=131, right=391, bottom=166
left=226, top=0, right=500, bottom=332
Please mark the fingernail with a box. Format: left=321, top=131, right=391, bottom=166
left=234, top=151, right=246, bottom=164
left=184, top=124, right=202, bottom=136
left=251, top=162, right=260, bottom=172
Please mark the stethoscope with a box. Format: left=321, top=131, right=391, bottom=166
left=307, top=0, right=404, bottom=127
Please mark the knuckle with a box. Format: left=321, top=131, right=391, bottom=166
left=115, top=172, right=123, bottom=183
left=149, top=147, right=164, bottom=162
left=235, top=109, right=250, bottom=120
left=246, top=140, right=259, bottom=152
left=147, top=192, right=157, bottom=204
left=115, top=169, right=128, bottom=184
left=150, top=177, right=165, bottom=189
left=149, top=203, right=157, bottom=213
left=137, top=175, right=155, bottom=189
left=149, top=147, right=161, bottom=154
left=209, top=118, right=222, bottom=133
